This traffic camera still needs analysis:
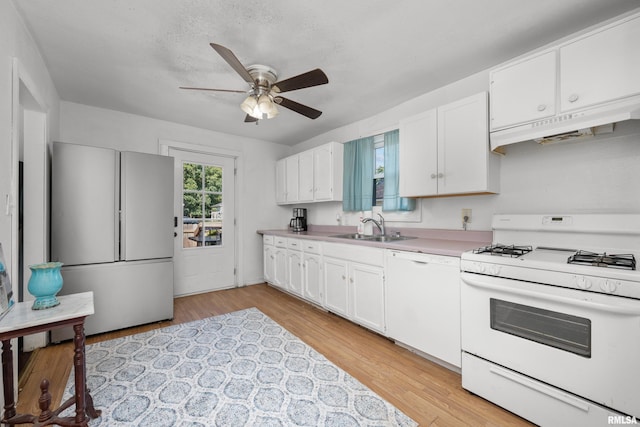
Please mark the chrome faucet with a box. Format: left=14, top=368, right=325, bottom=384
left=362, top=213, right=386, bottom=236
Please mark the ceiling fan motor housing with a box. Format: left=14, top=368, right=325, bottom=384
left=247, top=65, right=278, bottom=95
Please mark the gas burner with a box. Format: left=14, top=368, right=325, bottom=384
left=474, top=244, right=533, bottom=258
left=567, top=251, right=636, bottom=270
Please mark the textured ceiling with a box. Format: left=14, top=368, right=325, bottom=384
left=14, top=0, right=640, bottom=145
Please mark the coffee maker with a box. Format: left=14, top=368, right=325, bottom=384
left=289, top=208, right=307, bottom=232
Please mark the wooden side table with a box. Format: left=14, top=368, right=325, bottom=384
left=0, top=292, right=100, bottom=426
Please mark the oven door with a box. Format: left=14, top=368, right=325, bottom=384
left=461, top=272, right=640, bottom=417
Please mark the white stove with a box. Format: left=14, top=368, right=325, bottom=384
left=460, top=214, right=640, bottom=425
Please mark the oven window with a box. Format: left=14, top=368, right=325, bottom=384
left=490, top=299, right=591, bottom=358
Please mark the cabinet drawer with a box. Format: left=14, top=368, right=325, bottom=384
left=274, top=237, right=287, bottom=248
left=462, top=353, right=624, bottom=426
left=263, top=235, right=274, bottom=245
left=301, top=240, right=321, bottom=254
left=323, top=242, right=384, bottom=266
left=287, top=238, right=302, bottom=250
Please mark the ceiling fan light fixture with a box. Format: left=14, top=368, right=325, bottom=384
left=240, top=95, right=258, bottom=115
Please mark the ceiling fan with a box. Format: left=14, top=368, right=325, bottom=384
left=180, top=43, right=329, bottom=123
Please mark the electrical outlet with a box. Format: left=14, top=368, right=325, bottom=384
left=462, top=208, right=472, bottom=223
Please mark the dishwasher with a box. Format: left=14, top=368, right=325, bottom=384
left=385, top=250, right=461, bottom=368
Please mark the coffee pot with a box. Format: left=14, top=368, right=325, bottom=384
left=289, top=208, right=307, bottom=232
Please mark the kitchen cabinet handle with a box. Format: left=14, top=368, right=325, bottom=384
left=568, top=94, right=579, bottom=103
left=537, top=104, right=546, bottom=112
left=349, top=278, right=354, bottom=283
left=430, top=173, right=437, bottom=179
left=341, top=275, right=346, bottom=280
left=438, top=172, right=444, bottom=178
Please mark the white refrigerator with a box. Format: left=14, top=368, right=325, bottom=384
left=50, top=142, right=174, bottom=341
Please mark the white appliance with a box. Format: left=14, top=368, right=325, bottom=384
left=385, top=250, right=461, bottom=368
left=460, top=214, right=640, bottom=426
left=50, top=142, right=174, bottom=341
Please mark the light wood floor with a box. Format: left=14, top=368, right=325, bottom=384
left=16, top=284, right=533, bottom=426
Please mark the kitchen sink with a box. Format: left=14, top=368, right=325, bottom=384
left=330, top=233, right=373, bottom=240
left=330, top=233, right=417, bottom=242
left=369, top=235, right=417, bottom=242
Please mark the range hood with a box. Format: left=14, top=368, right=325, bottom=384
left=490, top=95, right=640, bottom=152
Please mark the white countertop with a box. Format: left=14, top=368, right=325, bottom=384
left=0, top=292, right=94, bottom=334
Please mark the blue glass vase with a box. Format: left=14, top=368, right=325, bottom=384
left=28, top=262, right=64, bottom=310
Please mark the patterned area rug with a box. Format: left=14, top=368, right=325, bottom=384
left=64, top=307, right=417, bottom=426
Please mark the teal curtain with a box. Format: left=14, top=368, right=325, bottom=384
left=342, top=136, right=374, bottom=211
left=383, top=129, right=415, bottom=212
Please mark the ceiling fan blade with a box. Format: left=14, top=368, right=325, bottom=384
left=244, top=114, right=259, bottom=123
left=210, top=43, right=255, bottom=84
left=180, top=86, right=247, bottom=93
left=272, top=69, right=328, bottom=93
left=274, top=97, right=322, bottom=119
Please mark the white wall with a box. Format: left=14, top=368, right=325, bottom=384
left=291, top=69, right=640, bottom=231
left=60, top=101, right=290, bottom=285
left=0, top=1, right=60, bottom=274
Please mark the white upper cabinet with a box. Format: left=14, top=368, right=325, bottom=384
left=399, top=108, right=438, bottom=196
left=490, top=51, right=557, bottom=130
left=298, top=150, right=314, bottom=202
left=313, top=142, right=343, bottom=201
left=560, top=14, right=640, bottom=112
left=275, top=159, right=287, bottom=204
left=285, top=155, right=299, bottom=203
left=276, top=142, right=344, bottom=205
left=400, top=92, right=499, bottom=197
left=490, top=11, right=640, bottom=131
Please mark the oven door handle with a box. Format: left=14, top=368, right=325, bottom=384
left=461, top=273, right=640, bottom=316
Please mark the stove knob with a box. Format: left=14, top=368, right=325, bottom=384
left=473, top=262, right=486, bottom=273
left=600, top=279, right=619, bottom=294
left=488, top=265, right=501, bottom=276
left=576, top=276, right=592, bottom=290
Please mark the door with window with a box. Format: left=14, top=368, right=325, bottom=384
left=170, top=148, right=236, bottom=296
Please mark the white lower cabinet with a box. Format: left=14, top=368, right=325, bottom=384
left=385, top=250, right=461, bottom=368
left=265, top=237, right=463, bottom=369
left=323, top=242, right=385, bottom=334
left=350, top=262, right=385, bottom=333
left=263, top=235, right=275, bottom=283
left=301, top=240, right=323, bottom=305
left=264, top=235, right=323, bottom=304
left=323, top=257, right=349, bottom=317
left=286, top=249, right=303, bottom=296
left=272, top=237, right=288, bottom=290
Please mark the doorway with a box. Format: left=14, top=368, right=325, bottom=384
left=169, top=148, right=237, bottom=296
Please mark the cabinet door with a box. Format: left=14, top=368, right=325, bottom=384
left=273, top=248, right=287, bottom=289
left=350, top=262, right=385, bottom=333
left=323, top=257, right=349, bottom=317
left=313, top=144, right=333, bottom=200
left=263, top=244, right=275, bottom=284
left=287, top=250, right=303, bottom=296
left=560, top=15, right=640, bottom=112
left=490, top=50, right=556, bottom=130
left=303, top=253, right=322, bottom=305
left=298, top=150, right=314, bottom=202
left=275, top=159, right=287, bottom=204
left=437, top=92, right=492, bottom=195
left=399, top=109, right=438, bottom=197
left=285, top=156, right=299, bottom=203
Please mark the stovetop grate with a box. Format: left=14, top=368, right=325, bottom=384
left=473, top=244, right=533, bottom=258
left=567, top=250, right=636, bottom=270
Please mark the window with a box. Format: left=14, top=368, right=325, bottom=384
left=182, top=162, right=223, bottom=248
left=373, top=134, right=385, bottom=206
